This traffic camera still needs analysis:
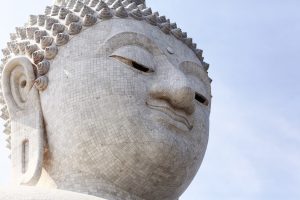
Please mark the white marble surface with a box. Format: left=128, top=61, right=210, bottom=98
left=0, top=1, right=211, bottom=200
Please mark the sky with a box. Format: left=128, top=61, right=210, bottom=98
left=0, top=0, right=300, bottom=200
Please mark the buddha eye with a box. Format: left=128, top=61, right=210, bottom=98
left=110, top=55, right=154, bottom=73
left=195, top=92, right=209, bottom=106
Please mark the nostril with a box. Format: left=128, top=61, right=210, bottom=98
left=195, top=92, right=209, bottom=106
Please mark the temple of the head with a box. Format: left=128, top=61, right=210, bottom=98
left=0, top=0, right=212, bottom=200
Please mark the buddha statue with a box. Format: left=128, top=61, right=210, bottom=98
left=0, top=0, right=212, bottom=199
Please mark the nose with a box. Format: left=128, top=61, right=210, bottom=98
left=149, top=66, right=195, bottom=115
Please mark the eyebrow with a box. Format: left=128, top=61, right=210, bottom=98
left=105, top=32, right=162, bottom=56
left=179, top=61, right=211, bottom=84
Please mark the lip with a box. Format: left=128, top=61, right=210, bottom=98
left=146, top=99, right=193, bottom=131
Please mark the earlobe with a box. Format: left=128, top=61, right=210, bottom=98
left=1, top=56, right=45, bottom=186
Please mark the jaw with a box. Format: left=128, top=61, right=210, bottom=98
left=42, top=126, right=206, bottom=200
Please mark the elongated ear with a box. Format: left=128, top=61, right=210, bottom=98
left=1, top=56, right=44, bottom=186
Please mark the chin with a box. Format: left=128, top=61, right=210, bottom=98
left=99, top=142, right=200, bottom=199
left=91, top=120, right=205, bottom=197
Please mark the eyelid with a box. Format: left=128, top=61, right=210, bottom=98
left=110, top=45, right=155, bottom=71
left=179, top=61, right=205, bottom=79
left=179, top=61, right=211, bottom=96
left=110, top=55, right=154, bottom=73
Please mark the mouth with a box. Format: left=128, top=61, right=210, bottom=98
left=146, top=99, right=193, bottom=131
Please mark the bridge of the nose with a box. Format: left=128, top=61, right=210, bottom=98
left=149, top=56, right=195, bottom=114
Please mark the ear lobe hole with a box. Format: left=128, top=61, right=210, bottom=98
left=22, top=140, right=29, bottom=174
left=20, top=80, right=27, bottom=88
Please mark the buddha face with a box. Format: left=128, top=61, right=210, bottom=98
left=40, top=18, right=211, bottom=200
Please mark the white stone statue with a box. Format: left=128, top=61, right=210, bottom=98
left=0, top=0, right=212, bottom=199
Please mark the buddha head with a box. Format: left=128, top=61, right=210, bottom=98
left=0, top=0, right=212, bottom=200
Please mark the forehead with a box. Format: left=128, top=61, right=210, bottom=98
left=65, top=18, right=202, bottom=65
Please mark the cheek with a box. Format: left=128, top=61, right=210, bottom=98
left=193, top=105, right=210, bottom=148
left=99, top=58, right=150, bottom=100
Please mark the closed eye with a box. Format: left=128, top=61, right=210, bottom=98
left=195, top=92, right=209, bottom=106
left=110, top=55, right=154, bottom=73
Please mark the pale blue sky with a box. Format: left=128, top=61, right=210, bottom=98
left=0, top=0, right=299, bottom=200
